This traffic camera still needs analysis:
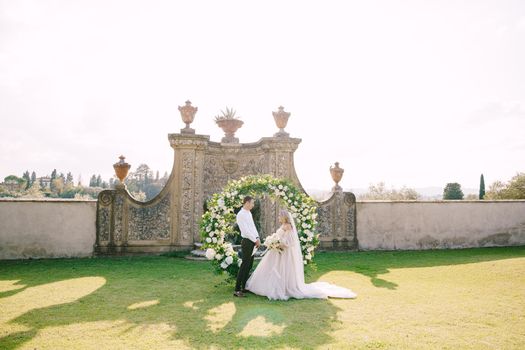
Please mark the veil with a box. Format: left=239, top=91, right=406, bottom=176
left=246, top=209, right=357, bottom=300
left=286, top=211, right=306, bottom=285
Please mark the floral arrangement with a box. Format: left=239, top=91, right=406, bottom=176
left=214, top=107, right=241, bottom=122
left=263, top=233, right=283, bottom=253
left=200, top=174, right=319, bottom=279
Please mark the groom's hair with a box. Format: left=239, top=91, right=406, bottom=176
left=242, top=196, right=253, bottom=204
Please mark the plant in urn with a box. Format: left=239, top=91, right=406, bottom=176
left=214, top=107, right=244, bottom=143
left=113, top=155, right=131, bottom=189
left=330, top=162, right=344, bottom=192
left=272, top=106, right=290, bottom=137
left=178, top=100, right=198, bottom=134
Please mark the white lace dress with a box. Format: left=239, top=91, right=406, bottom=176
left=245, top=226, right=357, bottom=301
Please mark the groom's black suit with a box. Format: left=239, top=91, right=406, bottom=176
left=235, top=238, right=255, bottom=292
left=235, top=206, right=259, bottom=293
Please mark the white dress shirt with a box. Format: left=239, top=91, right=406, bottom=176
left=236, top=208, right=259, bottom=243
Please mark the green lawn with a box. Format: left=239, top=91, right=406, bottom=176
left=1, top=247, right=524, bottom=349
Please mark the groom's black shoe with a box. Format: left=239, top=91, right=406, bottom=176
left=233, top=291, right=245, bottom=297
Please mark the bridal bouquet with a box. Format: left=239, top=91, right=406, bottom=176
left=263, top=233, right=283, bottom=252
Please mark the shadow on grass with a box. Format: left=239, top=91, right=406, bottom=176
left=0, top=256, right=339, bottom=349
left=0, top=246, right=524, bottom=348
left=313, top=245, right=525, bottom=290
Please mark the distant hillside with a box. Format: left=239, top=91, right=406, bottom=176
left=306, top=186, right=478, bottom=201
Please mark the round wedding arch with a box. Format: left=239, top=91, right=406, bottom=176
left=200, top=174, right=319, bottom=278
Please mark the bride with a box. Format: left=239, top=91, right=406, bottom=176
left=245, top=209, right=357, bottom=301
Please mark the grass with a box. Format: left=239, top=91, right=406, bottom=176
left=0, top=247, right=524, bottom=349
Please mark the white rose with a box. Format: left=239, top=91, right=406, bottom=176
left=212, top=237, right=217, bottom=243
left=205, top=248, right=216, bottom=260
left=206, top=226, right=211, bottom=232
left=303, top=260, right=307, bottom=265
left=302, top=223, right=308, bottom=229
left=225, top=256, right=233, bottom=265
left=220, top=261, right=228, bottom=269
left=278, top=184, right=283, bottom=190
left=209, top=231, right=215, bottom=237
left=206, top=237, right=212, bottom=243
left=305, top=253, right=312, bottom=260
left=292, top=213, right=298, bottom=218
left=288, top=199, right=292, bottom=203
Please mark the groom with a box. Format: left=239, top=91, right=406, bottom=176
left=234, top=196, right=260, bottom=297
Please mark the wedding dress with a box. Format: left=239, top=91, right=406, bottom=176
left=245, top=213, right=357, bottom=301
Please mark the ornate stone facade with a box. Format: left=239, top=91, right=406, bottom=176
left=95, top=116, right=357, bottom=255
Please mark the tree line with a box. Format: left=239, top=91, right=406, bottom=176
left=358, top=172, right=524, bottom=200
left=0, top=164, right=169, bottom=201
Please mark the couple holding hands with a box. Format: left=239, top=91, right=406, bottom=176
left=234, top=196, right=357, bottom=301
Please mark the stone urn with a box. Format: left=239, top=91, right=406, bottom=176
left=113, top=155, right=131, bottom=188
left=216, top=119, right=244, bottom=143
left=330, top=162, right=344, bottom=192
left=178, top=100, right=198, bottom=134
left=215, top=107, right=243, bottom=143
left=272, top=106, right=290, bottom=137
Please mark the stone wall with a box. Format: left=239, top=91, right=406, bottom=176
left=94, top=133, right=315, bottom=255
left=0, top=199, right=96, bottom=259
left=357, top=200, right=525, bottom=250
left=2, top=199, right=524, bottom=260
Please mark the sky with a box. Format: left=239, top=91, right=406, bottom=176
left=1, top=0, right=524, bottom=192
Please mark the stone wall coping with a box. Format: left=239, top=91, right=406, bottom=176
left=356, top=200, right=525, bottom=203
left=0, top=198, right=97, bottom=203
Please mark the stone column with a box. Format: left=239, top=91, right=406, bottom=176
left=260, top=137, right=303, bottom=238
left=168, top=133, right=210, bottom=248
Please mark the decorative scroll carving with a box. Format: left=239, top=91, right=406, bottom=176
left=99, top=192, right=113, bottom=206
left=128, top=195, right=171, bottom=240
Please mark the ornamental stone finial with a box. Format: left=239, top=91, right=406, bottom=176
left=178, top=100, right=198, bottom=134
left=272, top=106, right=291, bottom=137
left=113, top=155, right=131, bottom=189
left=330, top=162, right=344, bottom=192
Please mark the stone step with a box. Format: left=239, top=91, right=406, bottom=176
left=185, top=247, right=265, bottom=261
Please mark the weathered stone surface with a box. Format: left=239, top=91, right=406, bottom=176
left=94, top=129, right=357, bottom=255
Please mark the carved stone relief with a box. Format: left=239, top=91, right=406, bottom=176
left=128, top=195, right=171, bottom=241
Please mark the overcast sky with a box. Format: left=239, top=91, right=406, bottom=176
left=1, top=0, right=524, bottom=192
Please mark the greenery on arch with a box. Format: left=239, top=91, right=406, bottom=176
left=200, top=174, right=319, bottom=279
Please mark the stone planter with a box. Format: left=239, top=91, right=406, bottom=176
left=216, top=119, right=244, bottom=143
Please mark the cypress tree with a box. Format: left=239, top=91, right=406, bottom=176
left=479, top=174, right=485, bottom=200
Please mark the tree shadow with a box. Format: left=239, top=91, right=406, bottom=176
left=0, top=256, right=343, bottom=349
left=313, top=246, right=525, bottom=290
left=1, top=246, right=523, bottom=348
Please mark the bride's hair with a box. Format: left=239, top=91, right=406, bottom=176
left=279, top=209, right=290, bottom=223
